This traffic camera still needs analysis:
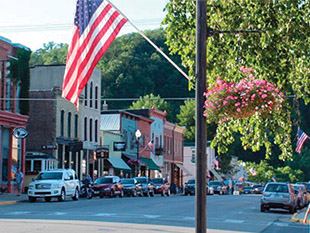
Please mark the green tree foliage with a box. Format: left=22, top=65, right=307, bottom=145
left=129, top=94, right=172, bottom=121
left=163, top=0, right=310, bottom=160
left=30, top=42, right=68, bottom=66
left=98, top=29, right=193, bottom=119
left=246, top=161, right=303, bottom=183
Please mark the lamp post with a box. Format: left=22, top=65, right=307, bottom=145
left=135, top=129, right=141, bottom=177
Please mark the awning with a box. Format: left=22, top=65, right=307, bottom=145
left=175, top=163, right=192, bottom=176
left=139, top=158, right=160, bottom=171
left=107, top=158, right=132, bottom=171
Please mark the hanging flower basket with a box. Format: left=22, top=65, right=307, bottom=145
left=203, top=66, right=284, bottom=123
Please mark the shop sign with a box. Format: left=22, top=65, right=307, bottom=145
left=13, top=127, right=28, bottom=139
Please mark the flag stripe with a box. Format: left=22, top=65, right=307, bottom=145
left=62, top=0, right=127, bottom=106
left=62, top=2, right=115, bottom=98
left=296, top=130, right=309, bottom=153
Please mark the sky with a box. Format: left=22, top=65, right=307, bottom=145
left=0, top=0, right=168, bottom=51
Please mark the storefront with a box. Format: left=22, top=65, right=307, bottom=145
left=0, top=111, right=28, bottom=193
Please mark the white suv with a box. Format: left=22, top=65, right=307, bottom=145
left=28, top=169, right=80, bottom=202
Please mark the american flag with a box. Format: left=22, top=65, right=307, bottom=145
left=62, top=0, right=127, bottom=105
left=296, top=129, right=309, bottom=153
left=249, top=167, right=256, bottom=176
left=147, top=140, right=154, bottom=154
left=213, top=156, right=219, bottom=170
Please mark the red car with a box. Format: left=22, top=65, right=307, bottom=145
left=152, top=178, right=170, bottom=196
left=92, top=176, right=124, bottom=198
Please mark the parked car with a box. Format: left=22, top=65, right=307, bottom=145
left=293, top=184, right=305, bottom=209
left=184, top=179, right=196, bottom=195
left=92, top=176, right=124, bottom=198
left=208, top=181, right=227, bottom=195
left=252, top=185, right=264, bottom=194
left=27, top=169, right=80, bottom=202
left=261, top=182, right=297, bottom=213
left=134, top=177, right=154, bottom=196
left=152, top=178, right=170, bottom=196
left=121, top=178, right=141, bottom=197
left=241, top=186, right=253, bottom=194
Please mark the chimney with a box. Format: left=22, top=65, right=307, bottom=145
left=102, top=100, right=108, bottom=111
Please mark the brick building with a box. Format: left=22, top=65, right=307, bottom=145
left=0, top=36, right=29, bottom=193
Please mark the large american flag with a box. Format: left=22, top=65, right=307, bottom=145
left=62, top=0, right=127, bottom=105
left=296, top=129, right=309, bottom=153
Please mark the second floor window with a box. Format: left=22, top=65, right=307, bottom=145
left=89, top=119, right=93, bottom=142
left=67, top=112, right=71, bottom=138
left=74, top=114, right=78, bottom=138
left=84, top=84, right=88, bottom=106
left=95, top=86, right=98, bottom=109
left=84, top=117, right=87, bottom=141
left=95, top=120, right=98, bottom=142
left=60, top=110, right=64, bottom=137
left=90, top=82, right=93, bottom=108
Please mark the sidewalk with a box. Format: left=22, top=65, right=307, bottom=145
left=291, top=208, right=308, bottom=224
left=0, top=193, right=27, bottom=206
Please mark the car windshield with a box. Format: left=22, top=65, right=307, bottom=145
left=136, top=178, right=147, bottom=184
left=36, top=172, right=63, bottom=180
left=209, top=181, right=221, bottom=186
left=94, top=177, right=113, bottom=184
left=121, top=179, right=134, bottom=184
left=265, top=184, right=289, bottom=193
left=152, top=178, right=164, bottom=184
left=188, top=180, right=195, bottom=184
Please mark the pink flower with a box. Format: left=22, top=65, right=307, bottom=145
left=237, top=108, right=241, bottom=112
left=235, top=102, right=241, bottom=106
left=223, top=101, right=228, bottom=106
left=261, top=94, right=268, bottom=99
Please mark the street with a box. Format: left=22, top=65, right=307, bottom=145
left=0, top=194, right=308, bottom=233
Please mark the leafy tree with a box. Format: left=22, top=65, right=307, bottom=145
left=30, top=42, right=68, bottom=66
left=129, top=94, right=173, bottom=121
left=163, top=0, right=310, bottom=160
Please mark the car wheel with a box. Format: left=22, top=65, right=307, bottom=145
left=120, top=190, right=124, bottom=198
left=87, top=190, right=93, bottom=199
left=44, top=197, right=51, bottom=202
left=99, top=193, right=104, bottom=198
left=28, top=197, right=36, bottom=202
left=58, top=189, right=66, bottom=202
left=219, top=190, right=223, bottom=195
left=260, top=205, right=265, bottom=212
left=132, top=190, right=137, bottom=197
left=109, top=190, right=114, bottom=198
left=72, top=188, right=79, bottom=201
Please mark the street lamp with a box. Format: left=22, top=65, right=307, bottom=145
left=135, top=129, right=141, bottom=177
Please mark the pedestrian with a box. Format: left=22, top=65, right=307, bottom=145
left=15, top=168, right=24, bottom=196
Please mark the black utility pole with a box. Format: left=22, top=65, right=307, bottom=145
left=195, top=1, right=207, bottom=233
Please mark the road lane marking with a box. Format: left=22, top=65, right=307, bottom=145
left=5, top=211, right=31, bottom=215
left=273, top=222, right=289, bottom=227
left=144, top=215, right=160, bottom=218
left=95, top=213, right=116, bottom=216
left=49, top=212, right=66, bottom=216
left=183, top=217, right=195, bottom=221
left=224, top=219, right=245, bottom=224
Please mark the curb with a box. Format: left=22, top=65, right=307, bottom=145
left=0, top=201, right=17, bottom=206
left=291, top=211, right=308, bottom=224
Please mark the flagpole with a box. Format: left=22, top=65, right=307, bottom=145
left=106, top=0, right=192, bottom=83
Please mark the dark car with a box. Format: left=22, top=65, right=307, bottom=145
left=152, top=178, right=170, bottom=196
left=121, top=178, right=141, bottom=197
left=92, top=176, right=124, bottom=198
left=208, top=181, right=227, bottom=195
left=241, top=186, right=253, bottom=194
left=252, top=185, right=264, bottom=194
left=134, top=177, right=154, bottom=196
left=184, top=179, right=195, bottom=195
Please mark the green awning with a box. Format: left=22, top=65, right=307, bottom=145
left=139, top=158, right=160, bottom=171
left=108, top=157, right=132, bottom=171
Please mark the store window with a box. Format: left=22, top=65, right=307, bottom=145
left=11, top=137, right=21, bottom=181
left=34, top=160, right=42, bottom=172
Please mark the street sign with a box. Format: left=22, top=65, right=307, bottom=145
left=41, top=145, right=58, bottom=150
left=12, top=127, right=28, bottom=139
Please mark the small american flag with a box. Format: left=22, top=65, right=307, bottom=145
left=296, top=129, right=309, bottom=153
left=213, top=156, right=219, bottom=170
left=147, top=140, right=154, bottom=154
left=249, top=167, right=256, bottom=176
left=62, top=0, right=127, bottom=105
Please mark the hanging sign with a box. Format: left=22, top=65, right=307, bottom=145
left=12, top=127, right=28, bottom=139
